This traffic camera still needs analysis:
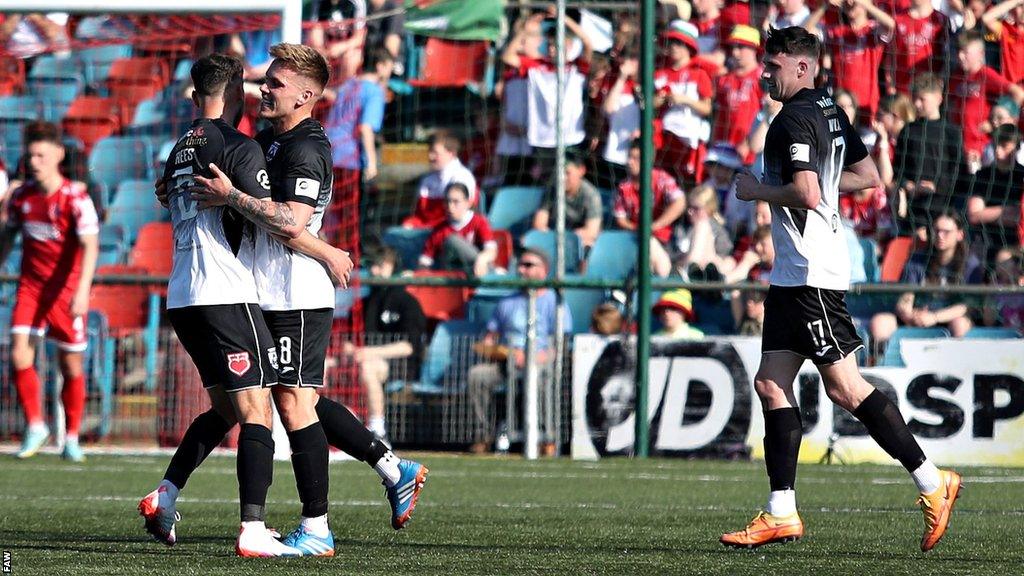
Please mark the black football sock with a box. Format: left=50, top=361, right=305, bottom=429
left=237, top=423, right=274, bottom=522
left=763, top=407, right=802, bottom=492
left=852, top=389, right=926, bottom=472
left=163, top=409, right=233, bottom=490
left=287, top=423, right=330, bottom=518
left=315, top=396, right=382, bottom=465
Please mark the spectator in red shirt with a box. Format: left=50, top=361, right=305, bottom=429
left=614, top=140, right=687, bottom=277
left=0, top=122, right=98, bottom=461
left=889, top=0, right=949, bottom=96
left=841, top=186, right=893, bottom=240
left=948, top=29, right=1024, bottom=168
left=808, top=0, right=894, bottom=124
left=982, top=0, right=1024, bottom=85
left=418, top=182, right=497, bottom=277
left=654, top=20, right=714, bottom=187
left=403, top=130, right=477, bottom=229
left=713, top=25, right=763, bottom=151
left=693, top=0, right=749, bottom=53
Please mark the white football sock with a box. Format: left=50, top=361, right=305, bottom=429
left=28, top=422, right=48, bottom=434
left=766, top=490, right=797, bottom=517
left=240, top=520, right=266, bottom=532
left=374, top=450, right=402, bottom=488
left=65, top=433, right=79, bottom=444
left=911, top=460, right=941, bottom=494
left=368, top=416, right=386, bottom=437
left=300, top=514, right=330, bottom=538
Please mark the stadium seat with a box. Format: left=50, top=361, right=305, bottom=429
left=466, top=294, right=503, bottom=324
left=859, top=237, right=880, bottom=283
left=0, top=95, right=46, bottom=121
left=584, top=231, right=638, bottom=281
left=880, top=237, right=915, bottom=282
left=880, top=327, right=950, bottom=367
left=964, top=327, right=1020, bottom=339
left=521, top=230, right=582, bottom=275
left=129, top=222, right=173, bottom=278
left=412, top=319, right=485, bottom=394
left=61, top=96, right=121, bottom=153
left=27, top=56, right=83, bottom=109
left=88, top=137, right=154, bottom=204
left=487, top=186, right=545, bottom=236
left=564, top=288, right=606, bottom=334
left=90, top=263, right=161, bottom=393
left=105, top=57, right=171, bottom=124
left=105, top=180, right=165, bottom=243
left=597, top=187, right=617, bottom=228
left=77, top=43, right=132, bottom=88
left=382, top=226, right=431, bottom=271
left=406, top=270, right=472, bottom=322
left=98, top=224, right=128, bottom=266
left=408, top=38, right=491, bottom=93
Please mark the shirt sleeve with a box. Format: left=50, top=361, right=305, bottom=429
left=695, top=69, right=713, bottom=100
left=420, top=228, right=442, bottom=266
left=476, top=215, right=496, bottom=248
left=225, top=138, right=272, bottom=200
left=841, top=111, right=869, bottom=167
left=777, top=111, right=820, bottom=174
left=359, top=81, right=386, bottom=132
left=985, top=67, right=1013, bottom=97
left=281, top=141, right=332, bottom=208
left=583, top=186, right=602, bottom=221
left=612, top=185, right=628, bottom=218
left=72, top=190, right=100, bottom=236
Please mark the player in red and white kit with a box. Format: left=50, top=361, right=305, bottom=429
left=0, top=122, right=98, bottom=462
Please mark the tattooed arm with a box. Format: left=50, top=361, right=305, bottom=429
left=192, top=163, right=311, bottom=238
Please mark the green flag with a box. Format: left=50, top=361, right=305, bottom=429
left=404, top=0, right=505, bottom=42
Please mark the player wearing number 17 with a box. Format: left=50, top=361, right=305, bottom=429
left=721, top=27, right=961, bottom=552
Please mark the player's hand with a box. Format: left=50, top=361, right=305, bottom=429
left=154, top=177, right=169, bottom=208
left=191, top=163, right=235, bottom=209
left=70, top=289, right=89, bottom=318
left=735, top=172, right=761, bottom=201
left=327, top=247, right=354, bottom=288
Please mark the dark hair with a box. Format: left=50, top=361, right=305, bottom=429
left=993, top=123, right=1021, bottom=147
left=364, top=47, right=394, bottom=72
left=753, top=223, right=772, bottom=241
left=911, top=72, right=943, bottom=96
left=763, top=26, right=820, bottom=60
left=444, top=181, right=470, bottom=199
left=191, top=53, right=244, bottom=97
left=629, top=137, right=642, bottom=152
left=591, top=302, right=624, bottom=335
left=23, top=120, right=62, bottom=147
left=928, top=210, right=968, bottom=284
left=429, top=129, right=461, bottom=155
left=565, top=150, right=587, bottom=168
left=520, top=246, right=550, bottom=271
left=369, top=245, right=400, bottom=269
left=958, top=29, right=985, bottom=51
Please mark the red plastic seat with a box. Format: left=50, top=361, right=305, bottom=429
left=129, top=222, right=173, bottom=278
left=90, top=265, right=151, bottom=331
left=880, top=236, right=915, bottom=282
left=0, top=58, right=25, bottom=96
left=408, top=38, right=489, bottom=89
left=492, top=229, right=513, bottom=270
left=406, top=270, right=472, bottom=322
left=106, top=57, right=170, bottom=124
left=61, top=96, right=121, bottom=153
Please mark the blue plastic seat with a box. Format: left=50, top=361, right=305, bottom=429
left=880, top=327, right=950, bottom=367
left=597, top=187, right=617, bottom=228
left=859, top=237, right=880, bottom=283
left=88, top=137, right=155, bottom=205
left=382, top=226, right=431, bottom=271
left=97, top=224, right=128, bottom=266
left=105, top=180, right=165, bottom=243
left=27, top=56, right=83, bottom=108
left=521, top=229, right=582, bottom=275
left=963, top=327, right=1020, bottom=339
left=584, top=231, right=638, bottom=281
left=77, top=44, right=132, bottom=87
left=487, top=186, right=545, bottom=235
left=564, top=288, right=606, bottom=334
left=387, top=319, right=485, bottom=395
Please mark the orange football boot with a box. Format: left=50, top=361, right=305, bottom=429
left=720, top=511, right=804, bottom=549
left=919, top=469, right=963, bottom=552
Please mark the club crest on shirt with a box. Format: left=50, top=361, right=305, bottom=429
left=227, top=352, right=251, bottom=377
left=266, top=142, right=280, bottom=161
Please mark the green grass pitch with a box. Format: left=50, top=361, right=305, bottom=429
left=1, top=453, right=1022, bottom=575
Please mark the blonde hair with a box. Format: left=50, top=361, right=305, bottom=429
left=688, top=184, right=724, bottom=225
left=269, top=43, right=330, bottom=91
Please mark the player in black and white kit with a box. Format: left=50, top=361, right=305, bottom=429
left=719, top=27, right=961, bottom=552
left=136, top=54, right=307, bottom=557
left=192, top=44, right=429, bottom=551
